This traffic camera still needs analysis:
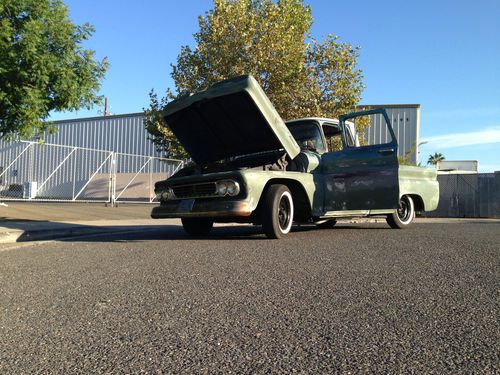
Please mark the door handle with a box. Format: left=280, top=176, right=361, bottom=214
left=378, top=147, right=395, bottom=154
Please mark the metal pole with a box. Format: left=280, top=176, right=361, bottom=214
left=72, top=149, right=77, bottom=200
left=28, top=142, right=34, bottom=200
left=108, top=152, right=113, bottom=205
left=111, top=153, right=116, bottom=206
left=149, top=157, right=153, bottom=202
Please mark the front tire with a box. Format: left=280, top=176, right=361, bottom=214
left=387, top=195, right=415, bottom=229
left=261, top=185, right=294, bottom=239
left=181, top=218, right=214, bottom=236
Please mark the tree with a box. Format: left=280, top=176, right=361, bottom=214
left=398, top=142, right=417, bottom=166
left=0, top=0, right=108, bottom=139
left=144, top=0, right=365, bottom=158
left=427, top=152, right=445, bottom=166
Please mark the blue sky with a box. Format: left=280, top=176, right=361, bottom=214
left=52, top=0, right=500, bottom=171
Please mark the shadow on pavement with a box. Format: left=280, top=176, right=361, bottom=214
left=55, top=223, right=267, bottom=242
left=0, top=217, right=403, bottom=244
left=53, top=222, right=392, bottom=243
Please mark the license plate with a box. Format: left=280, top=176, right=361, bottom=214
left=178, top=199, right=195, bottom=213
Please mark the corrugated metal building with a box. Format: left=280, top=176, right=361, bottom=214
left=0, top=104, right=421, bottom=160
left=41, top=112, right=161, bottom=157
left=359, top=104, right=420, bottom=164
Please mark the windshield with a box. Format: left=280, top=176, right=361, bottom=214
left=286, top=120, right=326, bottom=154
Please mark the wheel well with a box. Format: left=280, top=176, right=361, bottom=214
left=259, top=179, right=312, bottom=221
left=406, top=194, right=425, bottom=212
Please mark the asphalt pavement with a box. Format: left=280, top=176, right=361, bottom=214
left=0, top=221, right=498, bottom=373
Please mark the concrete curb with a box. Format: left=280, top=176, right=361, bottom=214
left=0, top=230, right=25, bottom=244
left=0, top=225, right=162, bottom=244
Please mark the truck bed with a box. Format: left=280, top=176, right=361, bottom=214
left=399, top=166, right=439, bottom=211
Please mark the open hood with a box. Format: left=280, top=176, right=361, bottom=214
left=163, top=75, right=300, bottom=164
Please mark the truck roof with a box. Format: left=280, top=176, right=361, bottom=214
left=286, top=117, right=340, bottom=124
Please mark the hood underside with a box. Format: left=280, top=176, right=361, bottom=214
left=163, top=75, right=300, bottom=165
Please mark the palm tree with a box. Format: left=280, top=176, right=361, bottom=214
left=427, top=152, right=445, bottom=166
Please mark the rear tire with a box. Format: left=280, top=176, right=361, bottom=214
left=387, top=195, right=415, bottom=229
left=181, top=218, right=214, bottom=236
left=261, top=185, right=294, bottom=239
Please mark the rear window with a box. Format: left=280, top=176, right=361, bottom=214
left=286, top=121, right=326, bottom=154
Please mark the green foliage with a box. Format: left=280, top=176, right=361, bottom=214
left=0, top=0, right=108, bottom=139
left=427, top=152, right=445, bottom=166
left=145, top=0, right=365, bottom=158
left=143, top=89, right=189, bottom=159
left=398, top=142, right=417, bottom=166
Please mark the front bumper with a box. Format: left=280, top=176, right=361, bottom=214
left=151, top=198, right=253, bottom=219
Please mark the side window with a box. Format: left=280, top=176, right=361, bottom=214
left=322, top=124, right=343, bottom=152
left=345, top=113, right=394, bottom=148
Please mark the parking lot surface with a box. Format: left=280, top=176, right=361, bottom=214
left=1, top=221, right=498, bottom=373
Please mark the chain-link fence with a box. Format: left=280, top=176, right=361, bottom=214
left=424, top=173, right=500, bottom=218
left=0, top=141, right=182, bottom=203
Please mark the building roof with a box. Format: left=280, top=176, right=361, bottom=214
left=358, top=104, right=420, bottom=109
left=50, top=112, right=143, bottom=125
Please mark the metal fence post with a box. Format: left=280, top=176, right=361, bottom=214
left=107, top=151, right=112, bottom=204
left=72, top=149, right=77, bottom=200
left=28, top=142, right=34, bottom=199
left=110, top=152, right=116, bottom=206
left=149, top=157, right=153, bottom=202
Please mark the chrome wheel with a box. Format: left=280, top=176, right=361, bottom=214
left=387, top=195, right=415, bottom=229
left=397, top=197, right=412, bottom=223
left=261, top=185, right=294, bottom=239
left=278, top=194, right=292, bottom=232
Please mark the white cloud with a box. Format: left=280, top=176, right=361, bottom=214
left=421, top=127, right=500, bottom=149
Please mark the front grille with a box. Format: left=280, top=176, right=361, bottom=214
left=172, top=182, right=217, bottom=198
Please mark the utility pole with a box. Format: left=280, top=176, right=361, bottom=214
left=104, top=97, right=109, bottom=116
left=104, top=97, right=108, bottom=116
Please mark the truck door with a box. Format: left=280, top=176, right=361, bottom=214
left=321, top=109, right=400, bottom=212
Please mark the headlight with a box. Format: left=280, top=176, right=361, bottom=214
left=216, top=180, right=240, bottom=196
left=226, top=180, right=240, bottom=196
left=160, top=187, right=175, bottom=201
left=216, top=181, right=228, bottom=196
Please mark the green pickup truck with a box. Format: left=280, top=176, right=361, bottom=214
left=151, top=75, right=439, bottom=238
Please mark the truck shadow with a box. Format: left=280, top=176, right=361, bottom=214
left=56, top=222, right=391, bottom=243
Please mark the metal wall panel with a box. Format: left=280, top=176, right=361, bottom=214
left=0, top=107, right=419, bottom=162
left=360, top=105, right=420, bottom=163
left=424, top=172, right=500, bottom=218
left=42, top=113, right=162, bottom=157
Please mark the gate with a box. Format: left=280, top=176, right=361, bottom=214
left=425, top=173, right=500, bottom=218
left=0, top=141, right=183, bottom=203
